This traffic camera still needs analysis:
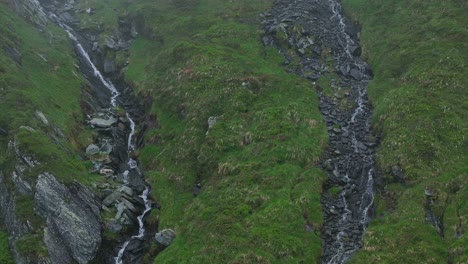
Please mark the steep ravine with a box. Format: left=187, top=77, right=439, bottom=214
left=37, top=1, right=156, bottom=263
left=263, top=0, right=378, bottom=263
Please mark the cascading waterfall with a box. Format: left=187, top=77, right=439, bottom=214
left=36, top=3, right=152, bottom=262
left=115, top=187, right=152, bottom=264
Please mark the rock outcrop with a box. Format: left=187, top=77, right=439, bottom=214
left=35, top=172, right=102, bottom=264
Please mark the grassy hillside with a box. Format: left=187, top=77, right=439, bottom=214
left=0, top=2, right=98, bottom=260
left=343, top=0, right=467, bottom=263
left=121, top=1, right=329, bottom=262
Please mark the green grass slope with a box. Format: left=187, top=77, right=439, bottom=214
left=115, top=0, right=329, bottom=262
left=343, top=0, right=467, bottom=263
left=0, top=2, right=98, bottom=260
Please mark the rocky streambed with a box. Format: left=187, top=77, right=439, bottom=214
left=36, top=1, right=160, bottom=263
left=263, top=0, right=379, bottom=263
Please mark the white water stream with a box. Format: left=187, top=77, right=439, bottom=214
left=43, top=7, right=151, bottom=264
left=326, top=1, right=375, bottom=263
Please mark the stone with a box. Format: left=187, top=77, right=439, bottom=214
left=339, top=64, right=350, bottom=76
left=208, top=116, right=217, bottom=129
left=100, top=142, right=113, bottom=154
left=356, top=141, right=367, bottom=151
left=121, top=198, right=138, bottom=213
left=155, top=229, right=176, bottom=247
left=105, top=37, right=117, bottom=49
left=115, top=202, right=125, bottom=220
left=36, top=111, right=49, bottom=126
left=349, top=45, right=362, bottom=57
left=350, top=68, right=362, bottom=80
left=103, top=191, right=121, bottom=207
left=89, top=117, right=118, bottom=128
left=119, top=186, right=134, bottom=196
left=35, top=173, right=101, bottom=264
left=99, top=168, right=114, bottom=176
left=0, top=127, right=7, bottom=136
left=333, top=128, right=342, bottom=133
left=107, top=219, right=123, bottom=233
left=86, top=144, right=100, bottom=155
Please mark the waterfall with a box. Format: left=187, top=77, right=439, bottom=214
left=38, top=5, right=152, bottom=263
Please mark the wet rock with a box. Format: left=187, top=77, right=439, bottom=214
left=349, top=45, right=362, bottom=57
left=155, top=229, right=176, bottom=247
left=35, top=173, right=101, bottom=264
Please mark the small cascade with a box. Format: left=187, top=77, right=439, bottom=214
left=262, top=0, right=378, bottom=263
left=37, top=2, right=154, bottom=263
left=115, top=187, right=152, bottom=264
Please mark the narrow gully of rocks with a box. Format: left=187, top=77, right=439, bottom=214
left=263, top=0, right=378, bottom=263
left=37, top=1, right=155, bottom=263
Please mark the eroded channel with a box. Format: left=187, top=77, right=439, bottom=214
left=263, top=0, right=378, bottom=263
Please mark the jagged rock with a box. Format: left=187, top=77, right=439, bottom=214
left=121, top=197, right=138, bottom=213
left=44, top=219, right=74, bottom=264
left=119, top=186, right=134, bottom=196
left=103, top=191, right=121, bottom=206
left=11, top=171, right=33, bottom=196
left=105, top=37, right=117, bottom=49
left=115, top=202, right=125, bottom=220
left=86, top=144, right=100, bottom=155
left=90, top=117, right=118, bottom=128
left=35, top=111, right=49, bottom=125
left=126, top=170, right=146, bottom=193
left=35, top=173, right=101, bottom=264
left=155, top=229, right=176, bottom=247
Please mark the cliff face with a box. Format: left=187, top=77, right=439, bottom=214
left=35, top=173, right=102, bottom=264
